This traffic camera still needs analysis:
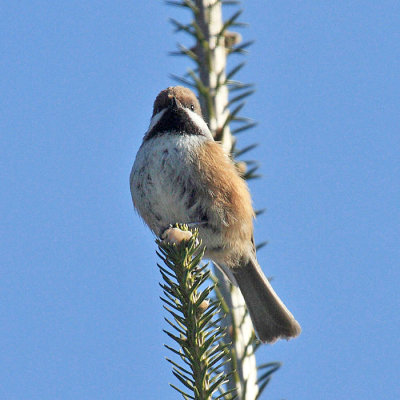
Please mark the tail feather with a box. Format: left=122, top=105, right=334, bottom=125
left=233, top=255, right=301, bottom=343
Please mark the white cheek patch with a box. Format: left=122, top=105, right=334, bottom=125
left=185, top=109, right=214, bottom=140
left=147, top=109, right=166, bottom=133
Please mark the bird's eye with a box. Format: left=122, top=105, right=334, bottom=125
left=190, top=104, right=195, bottom=111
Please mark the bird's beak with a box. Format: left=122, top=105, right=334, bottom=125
left=169, top=96, right=180, bottom=111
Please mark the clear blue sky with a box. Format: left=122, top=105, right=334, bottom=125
left=1, top=1, right=399, bottom=399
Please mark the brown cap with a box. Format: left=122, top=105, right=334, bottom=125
left=153, top=86, right=202, bottom=117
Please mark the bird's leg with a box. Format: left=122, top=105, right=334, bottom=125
left=186, top=221, right=208, bottom=229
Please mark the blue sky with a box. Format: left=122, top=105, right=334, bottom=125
left=1, top=1, right=399, bottom=399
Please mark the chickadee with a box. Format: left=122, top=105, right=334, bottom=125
left=130, top=86, right=301, bottom=343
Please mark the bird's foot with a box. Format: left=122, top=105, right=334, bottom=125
left=161, top=222, right=206, bottom=245
left=161, top=226, right=193, bottom=245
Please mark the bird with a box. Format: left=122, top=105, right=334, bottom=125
left=130, top=86, right=301, bottom=343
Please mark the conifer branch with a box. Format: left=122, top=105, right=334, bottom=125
left=157, top=226, right=235, bottom=399
left=164, top=1, right=282, bottom=398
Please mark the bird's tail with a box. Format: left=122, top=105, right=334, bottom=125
left=232, top=254, right=301, bottom=343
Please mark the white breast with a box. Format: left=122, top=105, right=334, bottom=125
left=130, top=134, right=208, bottom=235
